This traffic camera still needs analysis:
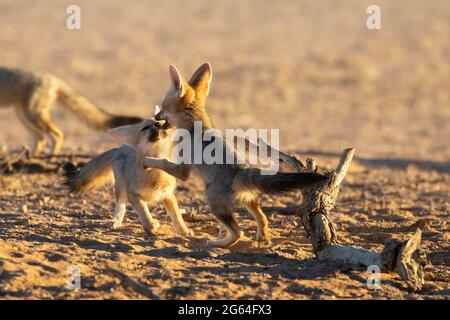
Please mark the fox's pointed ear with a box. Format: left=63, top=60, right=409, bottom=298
left=169, top=65, right=185, bottom=97
left=188, top=63, right=212, bottom=96
left=109, top=125, right=135, bottom=144
left=154, top=105, right=161, bottom=116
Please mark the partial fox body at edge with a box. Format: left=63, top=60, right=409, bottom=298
left=0, top=67, right=143, bottom=155
left=146, top=63, right=329, bottom=248
left=61, top=119, right=192, bottom=236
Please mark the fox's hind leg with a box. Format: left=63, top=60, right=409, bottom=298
left=26, top=122, right=47, bottom=156
left=110, top=201, right=126, bottom=229
left=44, top=120, right=64, bottom=155
left=15, top=106, right=47, bottom=155
left=207, top=208, right=242, bottom=248
left=28, top=116, right=64, bottom=155
left=129, top=194, right=160, bottom=235
left=162, top=193, right=193, bottom=236
left=244, top=202, right=271, bottom=246
left=109, top=168, right=127, bottom=229
left=26, top=81, right=63, bottom=155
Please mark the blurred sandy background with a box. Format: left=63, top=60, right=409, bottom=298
left=1, top=0, right=449, bottom=161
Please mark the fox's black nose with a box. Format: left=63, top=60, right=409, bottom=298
left=155, top=119, right=171, bottom=130
left=155, top=112, right=162, bottom=121
left=148, top=130, right=159, bottom=142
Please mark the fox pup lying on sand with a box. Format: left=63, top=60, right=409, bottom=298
left=145, top=63, right=328, bottom=248
left=0, top=67, right=142, bottom=155
left=61, top=119, right=192, bottom=236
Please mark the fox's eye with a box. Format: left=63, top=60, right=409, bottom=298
left=147, top=129, right=158, bottom=142
left=140, top=125, right=151, bottom=132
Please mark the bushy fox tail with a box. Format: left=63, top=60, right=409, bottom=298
left=52, top=76, right=143, bottom=130
left=234, top=168, right=328, bottom=195
left=61, top=149, right=118, bottom=194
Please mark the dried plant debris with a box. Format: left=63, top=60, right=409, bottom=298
left=0, top=147, right=91, bottom=174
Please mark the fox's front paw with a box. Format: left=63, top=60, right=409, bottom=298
left=108, top=220, right=122, bottom=229
left=206, top=239, right=233, bottom=249
left=206, top=231, right=243, bottom=249
left=256, top=237, right=272, bottom=248
left=256, top=229, right=271, bottom=248
left=174, top=225, right=195, bottom=237
left=185, top=228, right=195, bottom=237
left=143, top=220, right=160, bottom=235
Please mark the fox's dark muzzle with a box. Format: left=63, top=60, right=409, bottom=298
left=155, top=112, right=171, bottom=129
left=155, top=112, right=163, bottom=121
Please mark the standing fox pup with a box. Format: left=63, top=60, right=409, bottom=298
left=61, top=119, right=192, bottom=236
left=145, top=63, right=328, bottom=248
left=0, top=67, right=143, bottom=155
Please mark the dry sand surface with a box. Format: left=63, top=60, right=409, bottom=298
left=0, top=0, right=449, bottom=299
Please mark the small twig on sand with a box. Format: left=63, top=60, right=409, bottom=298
left=105, top=265, right=161, bottom=300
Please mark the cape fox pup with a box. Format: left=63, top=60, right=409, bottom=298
left=0, top=67, right=143, bottom=155
left=61, top=119, right=192, bottom=236
left=145, top=63, right=328, bottom=248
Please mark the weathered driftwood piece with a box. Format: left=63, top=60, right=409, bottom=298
left=380, top=230, right=427, bottom=291
left=0, top=147, right=92, bottom=174
left=264, top=147, right=427, bottom=292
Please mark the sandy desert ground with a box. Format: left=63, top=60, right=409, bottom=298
left=0, top=0, right=449, bottom=299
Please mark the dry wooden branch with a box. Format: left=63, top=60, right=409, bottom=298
left=105, top=265, right=161, bottom=300
left=381, top=229, right=427, bottom=292
left=265, top=147, right=427, bottom=292
left=0, top=147, right=92, bottom=174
